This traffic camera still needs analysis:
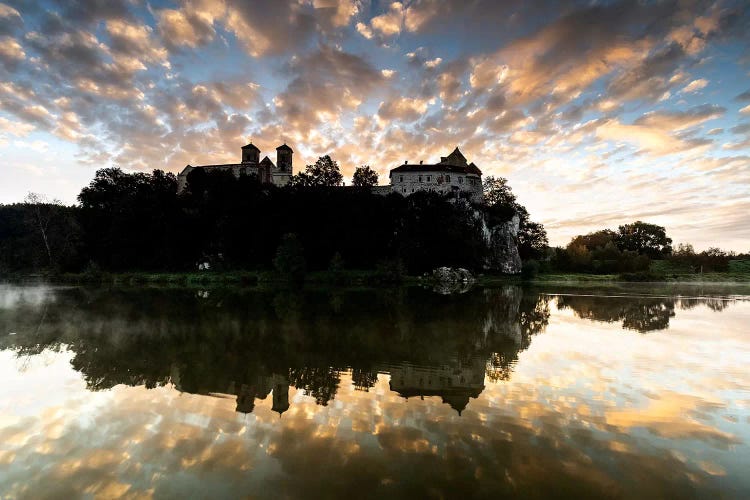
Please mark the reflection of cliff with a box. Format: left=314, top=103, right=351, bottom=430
left=0, top=285, right=550, bottom=417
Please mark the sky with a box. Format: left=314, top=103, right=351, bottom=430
left=0, top=0, right=749, bottom=250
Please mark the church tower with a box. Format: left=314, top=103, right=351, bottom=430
left=276, top=143, right=293, bottom=172
left=274, top=143, right=293, bottom=186
left=241, top=142, right=260, bottom=163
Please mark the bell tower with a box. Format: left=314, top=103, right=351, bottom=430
left=276, top=143, right=293, bottom=173
left=241, top=142, right=260, bottom=163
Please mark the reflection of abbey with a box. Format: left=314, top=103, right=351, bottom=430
left=177, top=141, right=483, bottom=201
left=386, top=358, right=486, bottom=415
left=175, top=360, right=486, bottom=417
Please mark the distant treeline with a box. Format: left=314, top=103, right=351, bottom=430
left=538, top=224, right=749, bottom=277
left=0, top=157, right=547, bottom=276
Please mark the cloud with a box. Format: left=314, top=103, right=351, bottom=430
left=682, top=78, right=708, bottom=93
left=0, top=115, right=33, bottom=136
left=377, top=96, right=430, bottom=122
left=369, top=2, right=404, bottom=37
left=224, top=1, right=316, bottom=57
left=633, top=104, right=724, bottom=131
left=106, top=19, right=168, bottom=68
left=156, top=3, right=220, bottom=49
left=595, top=118, right=710, bottom=156
left=730, top=122, right=750, bottom=135
left=606, top=43, right=687, bottom=103
left=0, top=34, right=23, bottom=65
left=273, top=45, right=384, bottom=129
left=355, top=21, right=372, bottom=39
left=0, top=3, right=20, bottom=19
left=0, top=2, right=22, bottom=36
left=311, top=0, right=360, bottom=28
left=740, top=104, right=750, bottom=115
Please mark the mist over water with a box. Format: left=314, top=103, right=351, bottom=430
left=1, top=284, right=749, bottom=498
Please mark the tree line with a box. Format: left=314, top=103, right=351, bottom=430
left=0, top=155, right=548, bottom=276
left=543, top=222, right=748, bottom=276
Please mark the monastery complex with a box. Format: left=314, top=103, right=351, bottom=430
left=178, top=142, right=483, bottom=202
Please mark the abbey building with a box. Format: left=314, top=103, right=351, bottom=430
left=177, top=142, right=483, bottom=204
left=387, top=147, right=483, bottom=202
left=177, top=142, right=293, bottom=192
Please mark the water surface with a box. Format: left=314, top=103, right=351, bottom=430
left=1, top=283, right=749, bottom=498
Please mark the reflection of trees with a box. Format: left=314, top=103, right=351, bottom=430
left=556, top=295, right=676, bottom=332
left=0, top=285, right=553, bottom=415
left=486, top=353, right=514, bottom=383
left=351, top=368, right=378, bottom=391
left=288, top=367, right=340, bottom=406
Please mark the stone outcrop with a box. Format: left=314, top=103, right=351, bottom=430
left=481, top=214, right=522, bottom=274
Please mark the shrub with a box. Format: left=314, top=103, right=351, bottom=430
left=273, top=233, right=306, bottom=282
left=521, top=259, right=540, bottom=280
left=375, top=258, right=406, bottom=283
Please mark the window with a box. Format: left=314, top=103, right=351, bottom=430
left=427, top=175, right=431, bottom=182
left=445, top=175, right=451, bottom=182
left=458, top=177, right=463, bottom=184
left=399, top=176, right=403, bottom=182
left=418, top=175, right=422, bottom=182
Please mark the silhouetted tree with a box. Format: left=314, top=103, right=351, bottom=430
left=293, top=155, right=343, bottom=187
left=77, top=168, right=187, bottom=270
left=483, top=176, right=517, bottom=207
left=352, top=165, right=379, bottom=187
left=568, top=230, right=618, bottom=251
left=24, top=192, right=59, bottom=267
left=616, top=221, right=672, bottom=259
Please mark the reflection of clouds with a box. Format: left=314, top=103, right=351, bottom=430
left=1, top=300, right=750, bottom=497
left=605, top=392, right=739, bottom=446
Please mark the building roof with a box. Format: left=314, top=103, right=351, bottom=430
left=439, top=147, right=468, bottom=166
left=390, top=147, right=481, bottom=176
left=390, top=163, right=482, bottom=175
left=276, top=143, right=293, bottom=153
left=241, top=142, right=260, bottom=151
left=187, top=163, right=258, bottom=170
left=259, top=156, right=275, bottom=167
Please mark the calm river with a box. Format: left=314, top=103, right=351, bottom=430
left=1, top=283, right=749, bottom=498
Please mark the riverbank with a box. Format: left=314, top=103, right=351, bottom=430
left=5, top=269, right=750, bottom=287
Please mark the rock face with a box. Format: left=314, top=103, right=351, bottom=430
left=481, top=214, right=522, bottom=274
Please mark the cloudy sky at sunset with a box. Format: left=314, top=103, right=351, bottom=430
left=1, top=0, right=749, bottom=249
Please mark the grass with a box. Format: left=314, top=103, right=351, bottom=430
left=43, top=269, right=420, bottom=287
left=8, top=260, right=750, bottom=287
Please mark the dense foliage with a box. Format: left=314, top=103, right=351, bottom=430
left=351, top=165, right=379, bottom=187
left=547, top=222, right=748, bottom=275
left=482, top=176, right=549, bottom=260
left=0, top=158, right=529, bottom=275
left=0, top=200, right=83, bottom=273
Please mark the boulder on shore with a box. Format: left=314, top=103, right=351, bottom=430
left=430, top=267, right=476, bottom=294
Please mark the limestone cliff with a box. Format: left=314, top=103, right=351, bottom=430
left=478, top=212, right=522, bottom=274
